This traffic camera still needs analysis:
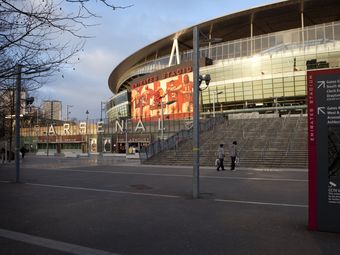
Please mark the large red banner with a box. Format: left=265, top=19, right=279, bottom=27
left=131, top=73, right=193, bottom=121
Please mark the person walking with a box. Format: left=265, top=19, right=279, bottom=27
left=229, top=141, right=239, bottom=171
left=216, top=144, right=225, bottom=171
left=20, top=146, right=27, bottom=159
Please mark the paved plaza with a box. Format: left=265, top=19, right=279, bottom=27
left=0, top=154, right=339, bottom=255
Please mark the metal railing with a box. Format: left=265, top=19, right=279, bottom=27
left=139, top=116, right=224, bottom=162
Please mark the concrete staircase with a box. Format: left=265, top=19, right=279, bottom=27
left=143, top=115, right=308, bottom=169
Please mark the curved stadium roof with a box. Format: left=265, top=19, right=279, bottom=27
left=108, top=0, right=340, bottom=94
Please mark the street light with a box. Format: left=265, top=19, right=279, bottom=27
left=86, top=110, right=89, bottom=153
left=192, top=27, right=216, bottom=199
left=100, top=101, right=106, bottom=121
left=125, top=118, right=129, bottom=155
left=212, top=91, right=223, bottom=117
left=193, top=27, right=200, bottom=199
left=86, top=110, right=89, bottom=121
left=160, top=100, right=176, bottom=140
left=66, top=105, right=73, bottom=121
left=15, top=64, right=22, bottom=183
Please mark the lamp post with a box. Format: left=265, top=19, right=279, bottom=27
left=212, top=91, right=223, bottom=117
left=192, top=26, right=214, bottom=199
left=35, top=107, right=39, bottom=152
left=125, top=118, right=128, bottom=155
left=86, top=110, right=89, bottom=153
left=66, top=105, right=73, bottom=121
left=100, top=101, right=106, bottom=121
left=192, top=27, right=200, bottom=199
left=15, top=64, right=22, bottom=183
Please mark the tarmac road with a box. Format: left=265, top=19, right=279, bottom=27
left=0, top=156, right=339, bottom=255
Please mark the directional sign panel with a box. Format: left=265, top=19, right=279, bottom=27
left=308, top=68, right=340, bottom=233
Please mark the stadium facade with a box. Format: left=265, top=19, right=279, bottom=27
left=108, top=0, right=340, bottom=119
left=17, top=0, right=340, bottom=156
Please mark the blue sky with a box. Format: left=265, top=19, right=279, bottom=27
left=37, top=0, right=278, bottom=120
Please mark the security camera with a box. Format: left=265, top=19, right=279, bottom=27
left=198, top=75, right=204, bottom=85
left=204, top=74, right=211, bottom=85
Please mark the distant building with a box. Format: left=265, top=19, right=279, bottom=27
left=0, top=89, right=27, bottom=116
left=42, top=100, right=62, bottom=121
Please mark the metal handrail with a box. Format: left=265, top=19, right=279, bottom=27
left=139, top=115, right=224, bottom=162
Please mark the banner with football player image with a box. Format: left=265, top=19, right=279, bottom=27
left=131, top=73, right=193, bottom=121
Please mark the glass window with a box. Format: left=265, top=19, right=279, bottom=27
left=284, top=86, right=294, bottom=92
left=295, top=83, right=306, bottom=95
left=235, top=93, right=243, bottom=101
left=244, top=82, right=253, bottom=100
left=217, top=93, right=226, bottom=103
left=335, top=23, right=340, bottom=40
left=225, top=86, right=234, bottom=93
left=325, top=25, right=333, bottom=41
left=284, top=77, right=294, bottom=83
left=273, top=90, right=283, bottom=97
left=307, top=27, right=316, bottom=41
left=223, top=45, right=228, bottom=59
left=273, top=78, right=283, bottom=85
left=295, top=84, right=306, bottom=93
left=285, top=91, right=295, bottom=97
left=211, top=46, right=217, bottom=59
left=234, top=42, right=241, bottom=58
left=246, top=40, right=252, bottom=56
left=228, top=43, right=234, bottom=58
left=216, top=45, right=222, bottom=60
left=200, top=48, right=208, bottom=58
left=276, top=34, right=283, bottom=45
left=264, top=92, right=273, bottom=98
left=253, top=93, right=263, bottom=100
left=269, top=35, right=276, bottom=48
left=316, top=27, right=324, bottom=41
left=234, top=83, right=243, bottom=92
left=282, top=58, right=293, bottom=72
left=295, top=80, right=306, bottom=87
left=255, top=38, right=261, bottom=53
left=262, top=36, right=269, bottom=51
left=295, top=75, right=306, bottom=82
left=292, top=31, right=300, bottom=44
left=241, top=40, right=248, bottom=57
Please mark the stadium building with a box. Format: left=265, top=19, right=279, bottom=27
left=17, top=0, right=340, bottom=156
left=108, top=0, right=340, bottom=119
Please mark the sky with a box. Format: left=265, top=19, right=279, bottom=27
left=36, top=0, right=278, bottom=121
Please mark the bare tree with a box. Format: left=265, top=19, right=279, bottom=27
left=0, top=0, right=132, bottom=89
left=0, top=0, right=132, bottom=146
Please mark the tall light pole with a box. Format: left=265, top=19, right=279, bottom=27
left=192, top=27, right=200, bottom=199
left=86, top=110, right=89, bottom=153
left=212, top=91, right=223, bottom=117
left=192, top=27, right=214, bottom=199
left=100, top=101, right=106, bottom=121
left=66, top=105, right=73, bottom=121
left=15, top=64, right=22, bottom=183
left=161, top=101, right=165, bottom=141
left=125, top=118, right=128, bottom=155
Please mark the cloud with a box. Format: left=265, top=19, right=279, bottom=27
left=38, top=47, right=117, bottom=121
left=35, top=0, right=273, bottom=120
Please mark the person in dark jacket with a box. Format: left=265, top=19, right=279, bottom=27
left=229, top=141, right=239, bottom=171
left=20, top=147, right=28, bottom=159
left=216, top=144, right=225, bottom=171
